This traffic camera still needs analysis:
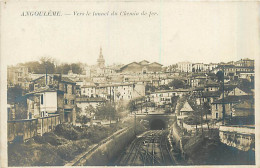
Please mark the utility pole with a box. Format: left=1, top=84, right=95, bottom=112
left=222, top=66, right=226, bottom=125
left=140, top=98, right=142, bottom=113
left=134, top=101, right=136, bottom=136
left=145, top=97, right=148, bottom=114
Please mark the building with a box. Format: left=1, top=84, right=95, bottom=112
left=7, top=65, right=29, bottom=89
left=98, top=83, right=146, bottom=102
left=177, top=62, right=193, bottom=72
left=26, top=87, right=64, bottom=119
left=188, top=76, right=207, bottom=87
left=204, top=82, right=219, bottom=92
left=7, top=104, right=15, bottom=120
left=211, top=95, right=253, bottom=120
left=228, top=87, right=252, bottom=96
left=239, top=72, right=254, bottom=82
left=81, top=83, right=97, bottom=97
left=235, top=58, right=254, bottom=67
left=150, top=90, right=177, bottom=106
left=192, top=63, right=205, bottom=72
left=29, top=74, right=77, bottom=124
left=57, top=77, right=77, bottom=124
left=29, top=74, right=54, bottom=91
left=119, top=60, right=163, bottom=74
left=76, top=97, right=106, bottom=116
left=179, top=101, right=194, bottom=118
left=150, top=89, right=190, bottom=106
left=232, top=100, right=254, bottom=118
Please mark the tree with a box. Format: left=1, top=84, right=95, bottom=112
left=7, top=85, right=25, bottom=104
left=56, top=63, right=71, bottom=74
left=168, top=79, right=185, bottom=89
left=15, top=102, right=28, bottom=120
left=21, top=61, right=41, bottom=73
left=216, top=70, right=224, bottom=83
left=95, top=102, right=118, bottom=126
left=39, top=57, right=56, bottom=74
left=76, top=105, right=82, bottom=123
left=80, top=116, right=91, bottom=126
left=203, top=102, right=211, bottom=130
left=127, top=99, right=137, bottom=114
left=71, top=63, right=83, bottom=74
left=85, top=105, right=96, bottom=116
left=145, top=84, right=156, bottom=93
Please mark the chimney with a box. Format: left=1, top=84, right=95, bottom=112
left=45, top=68, right=48, bottom=86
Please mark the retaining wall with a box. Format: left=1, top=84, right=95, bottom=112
left=69, top=127, right=141, bottom=166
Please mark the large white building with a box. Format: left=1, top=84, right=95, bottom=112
left=80, top=82, right=145, bottom=102
left=81, top=83, right=97, bottom=98
left=177, top=62, right=193, bottom=72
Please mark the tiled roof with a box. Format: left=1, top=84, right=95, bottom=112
left=30, top=74, right=53, bottom=82
left=233, top=100, right=254, bottom=109
left=202, top=91, right=221, bottom=98
left=205, top=83, right=219, bottom=87
left=76, top=97, right=106, bottom=102
left=26, top=86, right=58, bottom=95
left=61, top=77, right=75, bottom=84
left=180, top=101, right=194, bottom=112
left=212, top=95, right=253, bottom=104
left=193, top=87, right=204, bottom=91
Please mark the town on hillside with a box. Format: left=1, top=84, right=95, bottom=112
left=7, top=48, right=255, bottom=166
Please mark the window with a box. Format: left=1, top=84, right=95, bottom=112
left=41, top=94, right=44, bottom=104
left=71, top=100, right=74, bottom=105
left=64, top=84, right=68, bottom=93
left=215, top=104, right=218, bottom=110
left=216, top=113, right=218, bottom=119
left=64, top=99, right=68, bottom=105
left=72, top=86, right=74, bottom=94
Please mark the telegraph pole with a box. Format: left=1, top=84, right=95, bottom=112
left=222, top=66, right=226, bottom=125
left=134, top=100, right=136, bottom=136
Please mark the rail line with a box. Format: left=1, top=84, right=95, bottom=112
left=117, top=130, right=175, bottom=166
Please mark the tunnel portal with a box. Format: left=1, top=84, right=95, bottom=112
left=150, top=119, right=166, bottom=130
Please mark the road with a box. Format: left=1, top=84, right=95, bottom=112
left=115, top=130, right=176, bottom=166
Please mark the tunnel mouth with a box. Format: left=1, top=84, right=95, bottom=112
left=150, top=119, right=165, bottom=130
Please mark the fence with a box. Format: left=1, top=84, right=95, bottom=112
left=37, top=115, right=61, bottom=136
left=182, top=122, right=220, bottom=134
left=8, top=114, right=60, bottom=142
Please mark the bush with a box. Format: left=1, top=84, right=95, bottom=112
left=43, top=132, right=68, bottom=146
left=54, top=123, right=80, bottom=140
left=33, top=136, right=47, bottom=144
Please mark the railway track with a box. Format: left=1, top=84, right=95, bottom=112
left=117, top=130, right=176, bottom=166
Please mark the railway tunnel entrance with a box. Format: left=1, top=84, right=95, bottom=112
left=150, top=119, right=166, bottom=130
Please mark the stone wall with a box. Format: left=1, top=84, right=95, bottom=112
left=219, top=125, right=255, bottom=151
left=68, top=127, right=142, bottom=166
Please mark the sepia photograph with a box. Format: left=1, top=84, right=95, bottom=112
left=1, top=1, right=259, bottom=167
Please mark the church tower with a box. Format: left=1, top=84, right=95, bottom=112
left=97, top=47, right=105, bottom=68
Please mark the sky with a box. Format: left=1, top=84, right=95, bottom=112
left=2, top=1, right=259, bottom=66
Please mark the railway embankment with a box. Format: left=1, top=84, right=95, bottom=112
left=68, top=127, right=144, bottom=166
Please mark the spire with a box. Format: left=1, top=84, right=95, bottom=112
left=97, top=46, right=105, bottom=68
left=99, top=47, right=103, bottom=58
